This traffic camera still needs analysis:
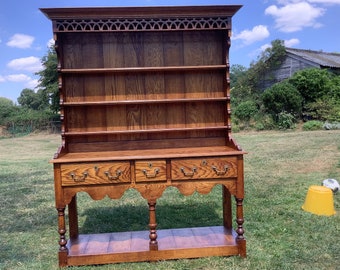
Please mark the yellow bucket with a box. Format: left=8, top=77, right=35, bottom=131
left=302, top=185, right=336, bottom=216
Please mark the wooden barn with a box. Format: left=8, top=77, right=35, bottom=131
left=262, top=48, right=340, bottom=90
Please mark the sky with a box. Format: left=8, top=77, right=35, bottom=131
left=0, top=0, right=339, bottom=103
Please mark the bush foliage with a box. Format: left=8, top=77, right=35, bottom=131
left=302, top=120, right=323, bottom=131
left=231, top=41, right=340, bottom=130
left=234, top=100, right=258, bottom=122
left=0, top=97, right=58, bottom=135
left=262, top=81, right=302, bottom=118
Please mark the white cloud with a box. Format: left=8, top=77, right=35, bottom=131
left=258, top=38, right=300, bottom=53
left=265, top=2, right=325, bottom=32
left=7, top=34, right=35, bottom=49
left=26, top=78, right=39, bottom=89
left=2, top=74, right=39, bottom=89
left=308, top=0, right=340, bottom=4
left=260, top=43, right=272, bottom=52
left=277, top=0, right=340, bottom=4
left=233, top=25, right=270, bottom=45
left=284, top=38, right=300, bottom=47
left=6, top=74, right=32, bottom=82
left=47, top=38, right=54, bottom=48
left=7, top=56, right=42, bottom=72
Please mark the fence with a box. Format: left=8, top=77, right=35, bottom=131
left=4, top=120, right=61, bottom=136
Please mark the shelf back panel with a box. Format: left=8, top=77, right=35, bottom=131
left=60, top=31, right=225, bottom=69
left=65, top=102, right=226, bottom=132
left=63, top=71, right=225, bottom=102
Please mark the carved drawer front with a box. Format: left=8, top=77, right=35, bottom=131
left=61, top=162, right=131, bottom=186
left=135, top=160, right=167, bottom=182
left=171, top=157, right=237, bottom=180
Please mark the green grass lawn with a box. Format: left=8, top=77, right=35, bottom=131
left=0, top=130, right=339, bottom=270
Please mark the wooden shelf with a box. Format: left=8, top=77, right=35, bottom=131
left=52, top=145, right=243, bottom=163
left=60, top=65, right=227, bottom=74
left=62, top=97, right=228, bottom=106
left=66, top=226, right=239, bottom=266
left=64, top=126, right=230, bottom=136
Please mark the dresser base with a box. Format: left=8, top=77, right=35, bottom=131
left=60, top=226, right=245, bottom=266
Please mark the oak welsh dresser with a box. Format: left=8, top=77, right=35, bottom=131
left=41, top=5, right=245, bottom=267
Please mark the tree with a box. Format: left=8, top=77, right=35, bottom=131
left=17, top=88, right=48, bottom=110
left=289, top=68, right=331, bottom=104
left=0, top=97, right=15, bottom=125
left=230, top=39, right=286, bottom=107
left=288, top=68, right=340, bottom=121
left=248, top=39, right=286, bottom=93
left=230, top=64, right=253, bottom=104
left=328, top=73, right=340, bottom=100
left=259, top=39, right=286, bottom=69
left=230, top=64, right=248, bottom=88
left=36, top=45, right=59, bottom=113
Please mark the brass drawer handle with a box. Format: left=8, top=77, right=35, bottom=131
left=143, top=168, right=160, bottom=178
left=142, top=168, right=160, bottom=178
left=212, top=165, right=229, bottom=176
left=69, top=171, right=88, bottom=182
left=181, top=167, right=197, bottom=177
left=105, top=170, right=122, bottom=181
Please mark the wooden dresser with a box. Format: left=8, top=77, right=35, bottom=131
left=41, top=5, right=245, bottom=267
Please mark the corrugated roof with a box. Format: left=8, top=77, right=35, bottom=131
left=286, top=48, right=340, bottom=68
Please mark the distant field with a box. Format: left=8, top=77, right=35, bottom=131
left=0, top=130, right=339, bottom=270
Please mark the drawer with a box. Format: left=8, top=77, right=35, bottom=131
left=135, top=160, right=167, bottom=182
left=61, top=162, right=131, bottom=186
left=171, top=157, right=237, bottom=180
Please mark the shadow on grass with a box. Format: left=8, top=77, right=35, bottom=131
left=80, top=200, right=222, bottom=234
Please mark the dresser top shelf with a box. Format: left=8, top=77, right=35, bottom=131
left=41, top=5, right=242, bottom=20
left=51, top=145, right=245, bottom=163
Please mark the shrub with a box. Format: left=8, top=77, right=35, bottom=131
left=262, top=82, right=303, bottom=118
left=289, top=68, right=332, bottom=104
left=0, top=97, right=16, bottom=125
left=304, top=98, right=340, bottom=122
left=277, top=112, right=296, bottom=130
left=255, top=122, right=265, bottom=131
left=302, top=120, right=323, bottom=131
left=254, top=113, right=276, bottom=131
left=234, top=100, right=258, bottom=122
left=288, top=68, right=340, bottom=123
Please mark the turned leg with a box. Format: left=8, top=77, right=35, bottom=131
left=57, top=207, right=67, bottom=250
left=148, top=200, right=158, bottom=251
left=57, top=207, right=68, bottom=266
left=68, top=195, right=79, bottom=239
left=235, top=197, right=246, bottom=257
left=222, top=186, right=232, bottom=232
left=235, top=197, right=245, bottom=239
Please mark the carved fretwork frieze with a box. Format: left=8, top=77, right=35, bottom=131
left=54, top=17, right=231, bottom=32
left=62, top=182, right=236, bottom=205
